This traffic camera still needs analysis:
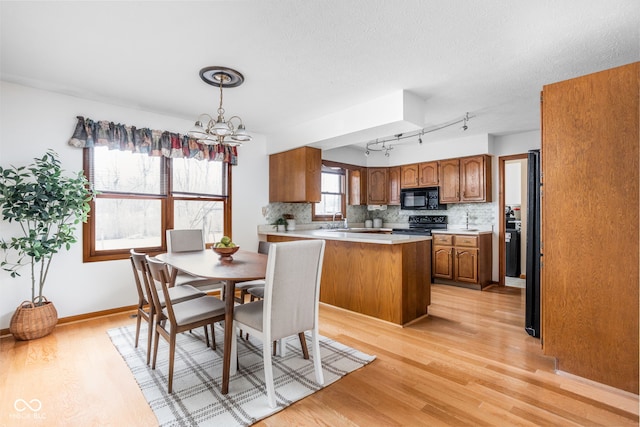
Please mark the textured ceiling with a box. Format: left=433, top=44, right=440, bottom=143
left=1, top=1, right=638, bottom=151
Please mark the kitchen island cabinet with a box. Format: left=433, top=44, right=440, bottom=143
left=263, top=229, right=431, bottom=325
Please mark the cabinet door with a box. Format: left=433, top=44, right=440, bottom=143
left=455, top=248, right=478, bottom=283
left=433, top=246, right=454, bottom=279
left=400, top=164, right=419, bottom=188
left=367, top=168, right=388, bottom=205
left=348, top=167, right=367, bottom=205
left=439, top=159, right=460, bottom=203
left=388, top=166, right=401, bottom=205
left=269, top=147, right=321, bottom=202
left=460, top=155, right=490, bottom=202
left=418, top=161, right=439, bottom=186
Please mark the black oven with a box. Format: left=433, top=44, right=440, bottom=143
left=400, top=187, right=447, bottom=210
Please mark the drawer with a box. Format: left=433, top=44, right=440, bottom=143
left=432, top=234, right=453, bottom=245
left=454, top=235, right=478, bottom=248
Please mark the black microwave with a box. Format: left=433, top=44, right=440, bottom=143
left=400, top=187, right=447, bottom=210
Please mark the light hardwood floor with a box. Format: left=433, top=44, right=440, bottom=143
left=1, top=284, right=637, bottom=426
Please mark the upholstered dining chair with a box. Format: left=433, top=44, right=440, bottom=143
left=130, top=249, right=206, bottom=365
left=230, top=239, right=326, bottom=408
left=233, top=240, right=271, bottom=304
left=145, top=255, right=227, bottom=393
left=166, top=229, right=224, bottom=294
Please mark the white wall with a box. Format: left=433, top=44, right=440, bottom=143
left=0, top=81, right=268, bottom=329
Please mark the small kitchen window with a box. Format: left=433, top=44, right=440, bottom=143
left=312, top=163, right=346, bottom=221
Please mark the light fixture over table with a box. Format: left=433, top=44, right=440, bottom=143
left=187, top=66, right=251, bottom=146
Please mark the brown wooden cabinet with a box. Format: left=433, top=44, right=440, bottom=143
left=367, top=167, right=389, bottom=205
left=418, top=161, right=439, bottom=186
left=348, top=167, right=367, bottom=206
left=388, top=166, right=401, bottom=205
left=438, top=155, right=492, bottom=203
left=401, top=161, right=439, bottom=188
left=269, top=147, right=321, bottom=203
left=400, top=164, right=419, bottom=188
left=432, top=232, right=492, bottom=289
left=432, top=234, right=454, bottom=279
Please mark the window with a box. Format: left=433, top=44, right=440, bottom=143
left=83, top=146, right=231, bottom=261
left=312, top=163, right=346, bottom=221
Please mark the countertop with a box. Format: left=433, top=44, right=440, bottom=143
left=261, top=229, right=431, bottom=245
left=431, top=228, right=493, bottom=235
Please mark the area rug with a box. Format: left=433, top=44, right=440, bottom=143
left=108, top=323, right=375, bottom=426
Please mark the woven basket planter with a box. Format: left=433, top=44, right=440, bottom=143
left=9, top=299, right=58, bottom=341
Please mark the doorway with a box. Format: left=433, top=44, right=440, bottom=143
left=498, top=154, right=528, bottom=288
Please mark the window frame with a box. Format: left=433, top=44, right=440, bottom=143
left=311, top=160, right=347, bottom=222
left=82, top=147, right=232, bottom=262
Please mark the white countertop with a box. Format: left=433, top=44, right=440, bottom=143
left=262, top=229, right=431, bottom=245
left=431, top=228, right=493, bottom=235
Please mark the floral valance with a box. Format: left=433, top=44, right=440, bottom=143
left=67, top=116, right=238, bottom=165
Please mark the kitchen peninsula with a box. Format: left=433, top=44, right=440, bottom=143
left=261, top=229, right=431, bottom=326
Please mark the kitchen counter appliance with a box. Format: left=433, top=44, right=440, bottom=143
left=400, top=187, right=447, bottom=210
left=392, top=215, right=448, bottom=236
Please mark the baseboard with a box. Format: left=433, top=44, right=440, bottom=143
left=0, top=304, right=136, bottom=338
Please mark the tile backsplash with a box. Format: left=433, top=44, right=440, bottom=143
left=263, top=202, right=495, bottom=229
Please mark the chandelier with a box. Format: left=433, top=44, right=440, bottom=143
left=187, top=66, right=251, bottom=146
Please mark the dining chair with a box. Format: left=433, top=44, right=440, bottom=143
left=166, top=229, right=224, bottom=294
left=130, top=249, right=207, bottom=365
left=233, top=240, right=271, bottom=304
left=230, top=239, right=326, bottom=408
left=145, top=255, right=227, bottom=393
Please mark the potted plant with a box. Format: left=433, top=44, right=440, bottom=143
left=272, top=217, right=288, bottom=232
left=0, top=150, right=96, bottom=340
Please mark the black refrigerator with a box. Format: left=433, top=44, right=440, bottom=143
left=525, top=149, right=541, bottom=338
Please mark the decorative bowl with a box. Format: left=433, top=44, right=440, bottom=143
left=213, top=246, right=240, bottom=261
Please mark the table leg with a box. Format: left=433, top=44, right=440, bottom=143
left=222, top=279, right=235, bottom=395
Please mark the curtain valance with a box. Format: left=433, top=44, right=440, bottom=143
left=67, top=116, right=238, bottom=165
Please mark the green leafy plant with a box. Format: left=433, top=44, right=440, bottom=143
left=271, top=217, right=288, bottom=229
left=0, top=150, right=97, bottom=305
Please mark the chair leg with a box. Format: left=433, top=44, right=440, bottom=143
left=134, top=309, right=142, bottom=348
left=146, top=313, right=154, bottom=366
left=152, top=327, right=161, bottom=370
left=211, top=323, right=217, bottom=350
left=204, top=325, right=210, bottom=348
left=298, top=332, right=309, bottom=359
left=312, top=328, right=324, bottom=386
left=264, top=338, right=277, bottom=408
left=168, top=334, right=177, bottom=393
left=230, top=321, right=238, bottom=375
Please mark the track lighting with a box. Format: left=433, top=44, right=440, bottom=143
left=363, top=112, right=473, bottom=158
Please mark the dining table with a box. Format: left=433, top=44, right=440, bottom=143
left=155, top=249, right=268, bottom=395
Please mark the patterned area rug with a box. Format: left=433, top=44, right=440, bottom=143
left=108, top=324, right=375, bottom=426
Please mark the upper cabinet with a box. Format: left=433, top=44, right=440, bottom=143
left=367, top=167, right=389, bottom=205
left=388, top=166, right=401, bottom=205
left=269, top=147, right=321, bottom=203
left=439, top=155, right=492, bottom=203
left=400, top=161, right=439, bottom=189
left=348, top=167, right=368, bottom=206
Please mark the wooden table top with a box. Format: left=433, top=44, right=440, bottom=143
left=155, top=249, right=267, bottom=282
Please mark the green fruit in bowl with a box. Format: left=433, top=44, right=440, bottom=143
left=227, top=242, right=236, bottom=248
left=220, top=236, right=231, bottom=245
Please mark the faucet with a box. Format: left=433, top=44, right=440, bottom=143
left=332, top=212, right=343, bottom=229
